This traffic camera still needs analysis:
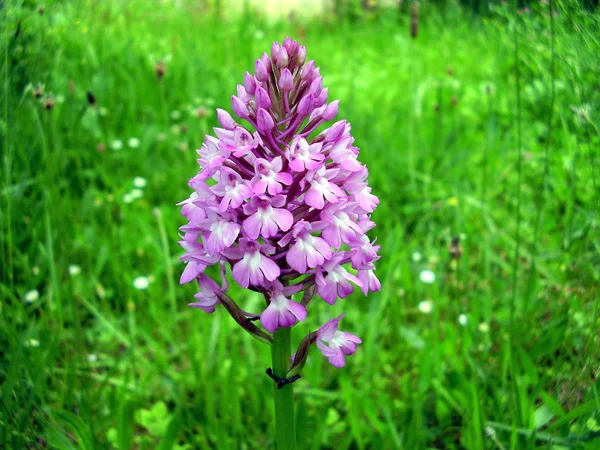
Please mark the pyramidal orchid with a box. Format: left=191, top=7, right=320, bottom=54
left=178, top=37, right=380, bottom=450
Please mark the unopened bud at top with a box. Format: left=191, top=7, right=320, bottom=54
left=297, top=93, right=315, bottom=116
left=279, top=68, right=294, bottom=92
left=257, top=108, right=275, bottom=131
left=255, top=59, right=269, bottom=82
left=255, top=86, right=272, bottom=109
left=244, top=72, right=257, bottom=95
left=300, top=60, right=315, bottom=82
left=314, top=88, right=328, bottom=108
left=217, top=108, right=236, bottom=130
left=231, top=96, right=249, bottom=119
left=322, top=100, right=340, bottom=121
left=275, top=47, right=289, bottom=69
left=296, top=46, right=307, bottom=66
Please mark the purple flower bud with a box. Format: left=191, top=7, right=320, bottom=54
left=260, top=52, right=271, bottom=71
left=322, top=100, right=339, bottom=121
left=314, top=87, right=328, bottom=107
left=325, top=120, right=346, bottom=141
left=278, top=68, right=294, bottom=92
left=271, top=42, right=281, bottom=61
left=216, top=108, right=236, bottom=130
left=256, top=108, right=275, bottom=131
left=243, top=72, right=257, bottom=95
left=308, top=77, right=323, bottom=96
left=255, top=59, right=269, bottom=82
left=283, top=36, right=294, bottom=53
left=296, top=46, right=307, bottom=66
left=236, top=84, right=249, bottom=102
left=231, top=95, right=249, bottom=119
left=297, top=93, right=315, bottom=116
left=255, top=86, right=272, bottom=109
left=276, top=47, right=289, bottom=69
left=300, top=60, right=315, bottom=82
left=284, top=38, right=298, bottom=58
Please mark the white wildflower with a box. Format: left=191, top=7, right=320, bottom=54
left=133, top=276, right=150, bottom=290
left=133, top=177, right=147, bottom=188
left=127, top=137, right=140, bottom=148
left=419, top=270, right=436, bottom=284
left=418, top=300, right=433, bottom=314
left=110, top=139, right=123, bottom=150
left=24, top=289, right=39, bottom=303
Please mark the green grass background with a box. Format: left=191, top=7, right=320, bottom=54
left=1, top=0, right=599, bottom=448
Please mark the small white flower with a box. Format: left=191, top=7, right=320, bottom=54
left=25, top=338, right=40, bottom=347
left=170, top=110, right=181, bottom=120
left=133, top=276, right=150, bottom=290
left=133, top=177, right=147, bottom=188
left=458, top=314, right=468, bottom=326
left=411, top=251, right=422, bottom=262
left=87, top=353, right=98, bottom=363
left=127, top=137, right=140, bottom=148
left=419, top=270, right=436, bottom=284
left=130, top=189, right=144, bottom=200
left=68, top=265, right=81, bottom=276
left=478, top=322, right=490, bottom=333
left=122, top=193, right=134, bottom=204
left=418, top=300, right=433, bottom=314
left=24, top=289, right=39, bottom=303
left=110, top=139, right=123, bottom=150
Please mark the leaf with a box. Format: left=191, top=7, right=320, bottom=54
left=51, top=410, right=94, bottom=450
left=80, top=107, right=102, bottom=139
left=157, top=410, right=183, bottom=450
left=533, top=404, right=555, bottom=430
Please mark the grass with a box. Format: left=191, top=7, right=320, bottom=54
left=1, top=0, right=599, bottom=448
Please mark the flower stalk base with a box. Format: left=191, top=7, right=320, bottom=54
left=271, top=327, right=297, bottom=450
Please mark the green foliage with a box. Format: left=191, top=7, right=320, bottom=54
left=1, top=0, right=599, bottom=449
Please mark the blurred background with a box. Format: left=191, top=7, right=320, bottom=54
left=1, top=0, right=599, bottom=448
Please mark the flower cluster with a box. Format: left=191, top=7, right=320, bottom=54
left=178, top=37, right=380, bottom=369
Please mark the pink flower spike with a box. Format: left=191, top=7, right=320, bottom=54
left=316, top=314, right=362, bottom=368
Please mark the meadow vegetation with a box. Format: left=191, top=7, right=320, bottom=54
left=1, top=0, right=599, bottom=448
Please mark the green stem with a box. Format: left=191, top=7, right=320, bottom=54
left=271, top=328, right=297, bottom=450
